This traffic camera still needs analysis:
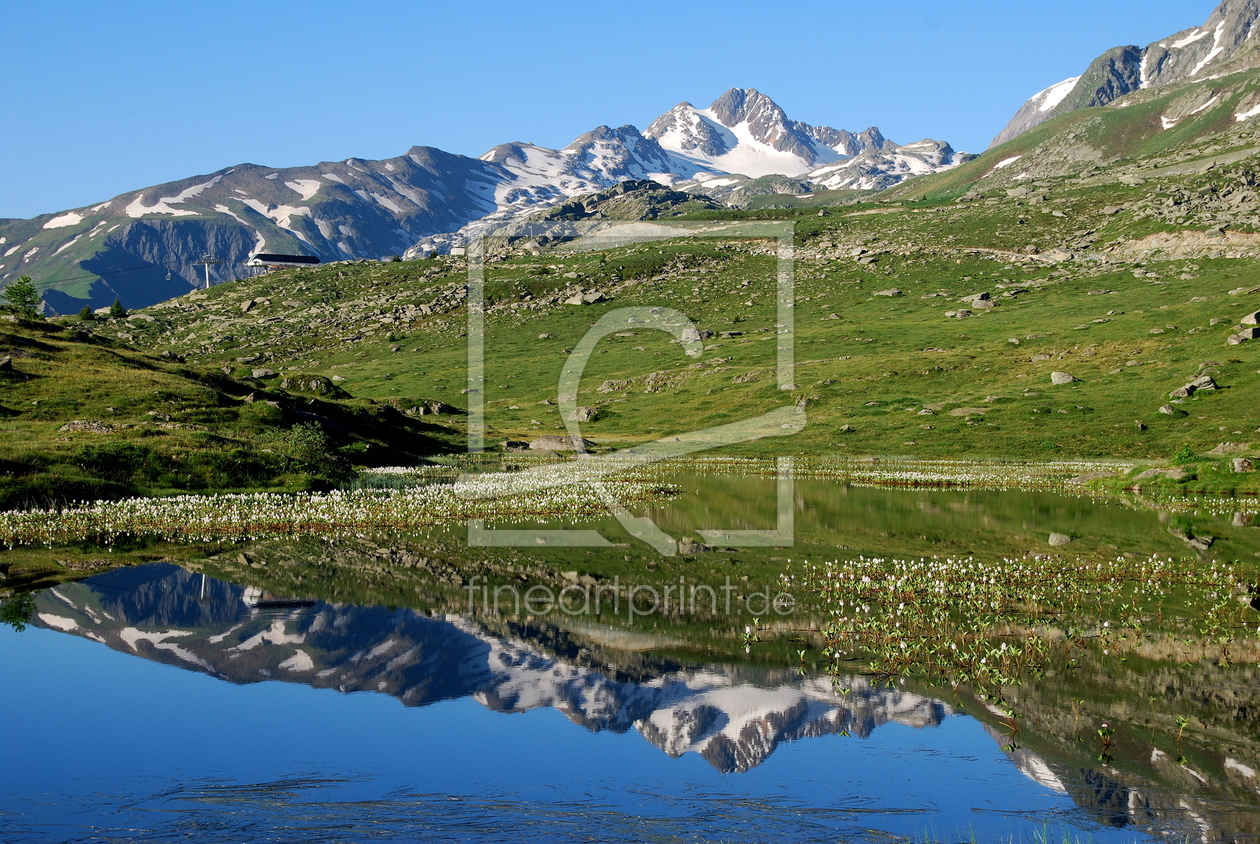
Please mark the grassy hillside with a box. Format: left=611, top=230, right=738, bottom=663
left=892, top=66, right=1260, bottom=202
left=0, top=316, right=459, bottom=508
left=66, top=160, right=1260, bottom=490
left=1, top=112, right=1254, bottom=500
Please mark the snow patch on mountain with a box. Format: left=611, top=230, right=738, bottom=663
left=54, top=233, right=84, bottom=255
left=1191, top=22, right=1229, bottom=76
left=38, top=613, right=78, bottom=631
left=125, top=193, right=199, bottom=218
left=1036, top=77, right=1081, bottom=113
left=1170, top=28, right=1211, bottom=49
left=241, top=199, right=311, bottom=231
left=285, top=179, right=322, bottom=200
left=279, top=649, right=316, bottom=672
left=43, top=211, right=85, bottom=229
left=1237, top=101, right=1260, bottom=120
left=124, top=177, right=224, bottom=218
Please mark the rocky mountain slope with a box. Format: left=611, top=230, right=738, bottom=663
left=0, top=89, right=964, bottom=313
left=993, top=0, right=1260, bottom=147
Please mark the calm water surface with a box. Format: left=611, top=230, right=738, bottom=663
left=2, top=476, right=1258, bottom=843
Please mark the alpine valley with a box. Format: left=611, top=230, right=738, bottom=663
left=7, top=4, right=1260, bottom=842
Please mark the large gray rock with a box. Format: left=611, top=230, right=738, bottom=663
left=568, top=406, right=602, bottom=422
left=1050, top=371, right=1078, bottom=385
left=1171, top=375, right=1219, bottom=398
left=1190, top=375, right=1219, bottom=391
left=1234, top=457, right=1255, bottom=473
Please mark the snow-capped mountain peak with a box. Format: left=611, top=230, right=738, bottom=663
left=644, top=87, right=891, bottom=178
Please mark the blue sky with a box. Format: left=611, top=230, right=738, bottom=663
left=0, top=0, right=1219, bottom=219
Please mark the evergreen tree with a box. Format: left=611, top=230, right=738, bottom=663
left=79, top=305, right=96, bottom=321
left=1, top=275, right=42, bottom=319
left=109, top=298, right=127, bottom=319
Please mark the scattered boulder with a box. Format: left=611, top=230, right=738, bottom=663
left=568, top=406, right=602, bottom=422
left=1243, top=311, right=1260, bottom=326
left=1159, top=404, right=1187, bottom=416
left=279, top=376, right=343, bottom=396
left=1206, top=442, right=1249, bottom=456
left=944, top=309, right=973, bottom=319
left=678, top=537, right=709, bottom=555
left=0, top=355, right=12, bottom=372
left=1233, top=457, right=1255, bottom=473
left=250, top=368, right=278, bottom=380
left=1228, top=326, right=1260, bottom=344
left=1184, top=534, right=1216, bottom=553
left=529, top=435, right=595, bottom=451
left=1048, top=533, right=1074, bottom=547
left=873, top=288, right=903, bottom=297
left=406, top=400, right=460, bottom=417
left=949, top=407, right=988, bottom=417
left=58, top=420, right=116, bottom=434
left=1050, top=372, right=1078, bottom=385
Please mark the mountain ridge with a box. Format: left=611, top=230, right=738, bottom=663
left=0, top=89, right=965, bottom=313
left=993, top=0, right=1260, bottom=147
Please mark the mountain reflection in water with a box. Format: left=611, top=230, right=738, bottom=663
left=34, top=564, right=950, bottom=774
left=8, top=562, right=1231, bottom=843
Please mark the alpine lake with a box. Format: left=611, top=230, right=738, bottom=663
left=2, top=457, right=1260, bottom=844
